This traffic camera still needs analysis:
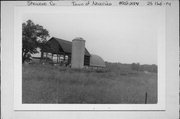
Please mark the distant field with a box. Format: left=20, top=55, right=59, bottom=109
left=22, top=63, right=157, bottom=104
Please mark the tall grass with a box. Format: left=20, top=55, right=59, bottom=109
left=22, top=64, right=157, bottom=104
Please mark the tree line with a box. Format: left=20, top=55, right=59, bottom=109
left=105, top=62, right=157, bottom=73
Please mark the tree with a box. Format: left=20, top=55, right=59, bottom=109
left=22, top=20, right=49, bottom=63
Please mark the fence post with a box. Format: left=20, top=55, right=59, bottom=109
left=145, top=92, right=148, bottom=104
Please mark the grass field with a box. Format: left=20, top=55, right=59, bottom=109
left=22, top=63, right=157, bottom=104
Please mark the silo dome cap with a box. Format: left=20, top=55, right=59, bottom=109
left=73, top=37, right=85, bottom=42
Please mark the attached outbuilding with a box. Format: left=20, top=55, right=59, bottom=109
left=90, top=54, right=106, bottom=68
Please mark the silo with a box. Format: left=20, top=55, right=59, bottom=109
left=71, top=37, right=85, bottom=69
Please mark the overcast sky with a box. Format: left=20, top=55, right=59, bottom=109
left=23, top=7, right=164, bottom=65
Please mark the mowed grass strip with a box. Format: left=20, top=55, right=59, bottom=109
left=22, top=64, right=157, bottom=104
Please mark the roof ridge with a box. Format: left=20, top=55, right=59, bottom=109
left=52, top=37, right=72, bottom=44
left=50, top=37, right=90, bottom=56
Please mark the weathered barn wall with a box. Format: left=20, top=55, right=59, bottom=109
left=71, top=38, right=85, bottom=69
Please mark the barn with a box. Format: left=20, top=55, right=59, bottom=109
left=42, top=37, right=90, bottom=66
left=31, top=37, right=106, bottom=68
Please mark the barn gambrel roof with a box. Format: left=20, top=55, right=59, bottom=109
left=44, top=37, right=90, bottom=56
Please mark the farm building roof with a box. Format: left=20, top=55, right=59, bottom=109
left=44, top=37, right=90, bottom=56
left=90, top=54, right=106, bottom=67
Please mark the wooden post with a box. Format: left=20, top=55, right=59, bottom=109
left=46, top=52, right=48, bottom=62
left=63, top=54, right=65, bottom=61
left=58, top=54, right=59, bottom=63
left=145, top=92, right=148, bottom=104
left=68, top=55, right=71, bottom=65
left=40, top=51, right=44, bottom=63
left=52, top=53, right=54, bottom=65
left=59, top=55, right=60, bottom=63
left=57, top=54, right=58, bottom=63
